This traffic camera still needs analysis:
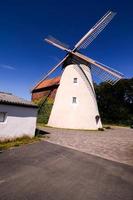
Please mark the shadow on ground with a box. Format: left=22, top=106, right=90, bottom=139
left=35, top=128, right=50, bottom=137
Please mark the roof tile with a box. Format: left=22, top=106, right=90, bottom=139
left=33, top=76, right=61, bottom=91
left=0, top=92, right=37, bottom=108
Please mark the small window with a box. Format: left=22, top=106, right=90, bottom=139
left=72, top=97, right=77, bottom=104
left=0, top=112, right=7, bottom=122
left=73, top=78, right=77, bottom=83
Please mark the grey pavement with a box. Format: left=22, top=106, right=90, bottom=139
left=0, top=141, right=133, bottom=200
left=40, top=126, right=133, bottom=166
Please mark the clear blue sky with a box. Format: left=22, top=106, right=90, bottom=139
left=0, top=0, right=133, bottom=100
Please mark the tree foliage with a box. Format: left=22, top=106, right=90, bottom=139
left=95, top=78, right=133, bottom=125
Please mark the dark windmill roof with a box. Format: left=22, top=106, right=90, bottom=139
left=0, top=92, right=38, bottom=108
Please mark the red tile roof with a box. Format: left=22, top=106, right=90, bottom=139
left=32, top=76, right=61, bottom=91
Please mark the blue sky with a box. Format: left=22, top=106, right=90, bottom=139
left=0, top=0, right=133, bottom=99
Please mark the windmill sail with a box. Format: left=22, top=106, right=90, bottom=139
left=74, top=11, right=116, bottom=50
left=43, top=10, right=124, bottom=86
left=31, top=55, right=69, bottom=91
left=45, top=36, right=70, bottom=51
left=90, top=61, right=125, bottom=85
left=71, top=52, right=125, bottom=85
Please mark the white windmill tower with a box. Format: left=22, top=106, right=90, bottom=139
left=35, top=11, right=125, bottom=130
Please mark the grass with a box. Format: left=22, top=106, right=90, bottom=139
left=103, top=122, right=130, bottom=128
left=37, top=123, right=47, bottom=128
left=0, top=135, right=42, bottom=151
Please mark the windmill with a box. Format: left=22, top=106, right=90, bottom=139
left=37, top=11, right=125, bottom=130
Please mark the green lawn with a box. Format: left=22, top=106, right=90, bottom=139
left=0, top=136, right=41, bottom=151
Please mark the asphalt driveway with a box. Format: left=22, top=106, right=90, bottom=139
left=0, top=141, right=133, bottom=200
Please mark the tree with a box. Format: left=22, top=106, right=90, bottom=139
left=95, top=78, right=133, bottom=125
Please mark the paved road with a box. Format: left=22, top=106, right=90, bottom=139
left=40, top=126, right=133, bottom=166
left=0, top=141, right=133, bottom=200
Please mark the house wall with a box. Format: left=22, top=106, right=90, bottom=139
left=0, top=104, right=38, bottom=141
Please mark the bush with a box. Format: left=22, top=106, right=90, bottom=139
left=98, top=128, right=104, bottom=131
left=37, top=103, right=53, bottom=124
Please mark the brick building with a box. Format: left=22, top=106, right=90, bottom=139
left=31, top=76, right=60, bottom=103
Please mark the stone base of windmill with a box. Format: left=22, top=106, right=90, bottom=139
left=48, top=64, right=102, bottom=130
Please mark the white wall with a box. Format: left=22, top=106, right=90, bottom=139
left=48, top=64, right=102, bottom=130
left=0, top=104, right=37, bottom=141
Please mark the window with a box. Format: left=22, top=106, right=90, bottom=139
left=72, top=97, right=77, bottom=104
left=0, top=112, right=7, bottom=122
left=95, top=115, right=100, bottom=124
left=73, top=78, right=77, bottom=83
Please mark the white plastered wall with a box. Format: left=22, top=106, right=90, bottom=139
left=0, top=104, right=37, bottom=141
left=48, top=64, right=102, bottom=130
